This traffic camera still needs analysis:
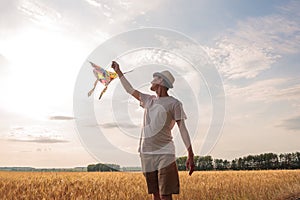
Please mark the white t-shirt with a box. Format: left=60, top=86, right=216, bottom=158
left=139, top=93, right=187, bottom=155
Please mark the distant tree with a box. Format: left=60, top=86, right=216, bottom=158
left=231, top=159, right=238, bottom=170
left=279, top=153, right=286, bottom=169
left=176, top=156, right=187, bottom=171
left=223, top=160, right=230, bottom=170
left=290, top=152, right=300, bottom=169
left=245, top=155, right=255, bottom=170
left=87, top=164, right=96, bottom=172
left=214, top=159, right=225, bottom=170
left=87, top=163, right=120, bottom=172
left=196, top=156, right=213, bottom=171
left=266, top=153, right=279, bottom=169
left=295, top=152, right=300, bottom=169
left=286, top=153, right=293, bottom=169
left=194, top=155, right=200, bottom=170
left=106, top=164, right=120, bottom=171
left=279, top=153, right=293, bottom=169
left=237, top=158, right=245, bottom=170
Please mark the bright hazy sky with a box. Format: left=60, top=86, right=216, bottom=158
left=0, top=0, right=299, bottom=168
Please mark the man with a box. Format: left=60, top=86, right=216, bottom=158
left=111, top=61, right=195, bottom=200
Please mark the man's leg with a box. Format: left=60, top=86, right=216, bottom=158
left=152, top=192, right=173, bottom=200
left=141, top=154, right=161, bottom=199
left=161, top=194, right=172, bottom=200
left=153, top=192, right=161, bottom=200
left=157, top=155, right=179, bottom=199
left=144, top=172, right=160, bottom=200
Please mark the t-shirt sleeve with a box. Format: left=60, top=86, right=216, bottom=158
left=173, top=101, right=187, bottom=121
left=139, top=93, right=154, bottom=108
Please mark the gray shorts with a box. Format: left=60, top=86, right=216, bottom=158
left=140, top=154, right=180, bottom=195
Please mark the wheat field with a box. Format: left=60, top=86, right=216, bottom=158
left=0, top=170, right=299, bottom=200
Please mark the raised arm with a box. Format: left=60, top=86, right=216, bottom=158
left=111, top=61, right=141, bottom=101
left=176, top=119, right=195, bottom=176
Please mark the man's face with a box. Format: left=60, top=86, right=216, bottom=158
left=150, top=76, right=163, bottom=91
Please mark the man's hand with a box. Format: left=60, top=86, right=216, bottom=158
left=186, top=155, right=195, bottom=176
left=111, top=61, right=120, bottom=72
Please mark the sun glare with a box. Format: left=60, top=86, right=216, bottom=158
left=1, top=27, right=86, bottom=119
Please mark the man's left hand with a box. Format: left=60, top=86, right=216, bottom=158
left=186, top=155, right=195, bottom=176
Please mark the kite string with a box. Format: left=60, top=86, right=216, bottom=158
left=123, top=69, right=134, bottom=75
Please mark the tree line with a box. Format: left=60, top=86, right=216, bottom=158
left=87, top=152, right=300, bottom=172
left=176, top=152, right=300, bottom=171
left=87, top=163, right=120, bottom=172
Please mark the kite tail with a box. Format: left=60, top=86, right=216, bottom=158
left=99, top=86, right=108, bottom=100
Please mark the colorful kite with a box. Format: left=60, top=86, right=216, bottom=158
left=88, top=61, right=118, bottom=100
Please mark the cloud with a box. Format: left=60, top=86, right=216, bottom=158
left=17, top=0, right=62, bottom=30
left=9, top=138, right=68, bottom=143
left=205, top=40, right=280, bottom=79
left=278, top=0, right=300, bottom=18
left=85, top=0, right=103, bottom=8
left=0, top=0, right=166, bottom=56
left=83, top=0, right=162, bottom=22
left=278, top=115, right=300, bottom=130
left=78, top=0, right=166, bottom=41
left=49, top=116, right=75, bottom=120
left=36, top=147, right=52, bottom=152
left=8, top=126, right=68, bottom=143
left=99, top=122, right=139, bottom=129
left=225, top=78, right=300, bottom=103
left=205, top=0, right=300, bottom=80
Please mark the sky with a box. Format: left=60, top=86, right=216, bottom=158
left=0, top=0, right=299, bottom=168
